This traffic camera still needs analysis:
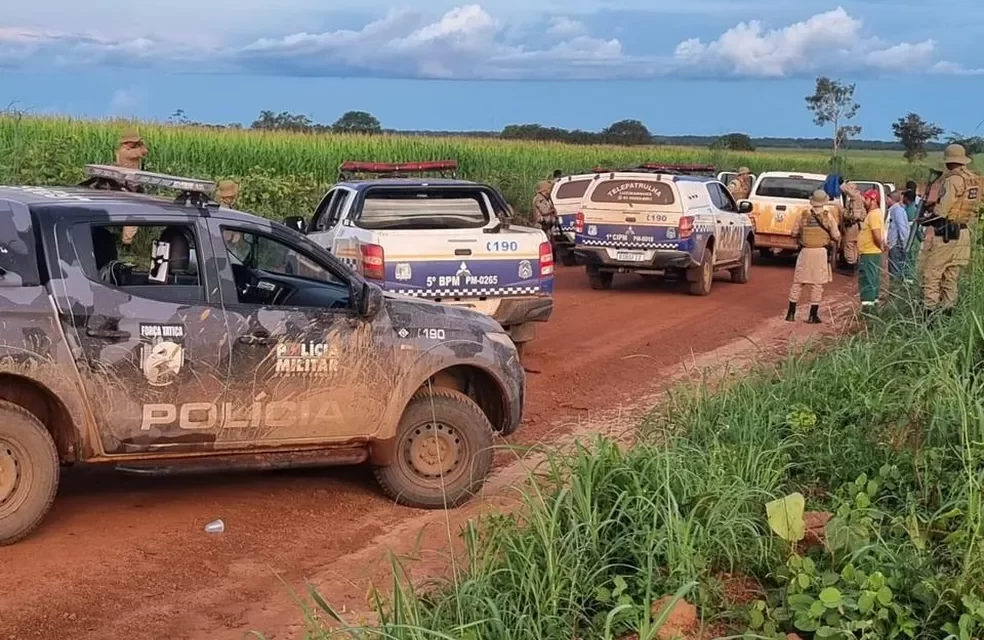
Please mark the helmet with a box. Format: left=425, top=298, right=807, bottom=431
left=943, top=143, right=972, bottom=166
left=810, top=189, right=829, bottom=206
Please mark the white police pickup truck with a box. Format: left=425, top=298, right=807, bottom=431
left=574, top=166, right=755, bottom=296
left=285, top=161, right=554, bottom=354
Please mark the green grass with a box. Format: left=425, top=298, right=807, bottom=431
left=0, top=115, right=940, bottom=220
left=274, top=256, right=984, bottom=640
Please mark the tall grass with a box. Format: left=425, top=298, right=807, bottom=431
left=0, top=115, right=932, bottom=221
left=278, top=256, right=984, bottom=640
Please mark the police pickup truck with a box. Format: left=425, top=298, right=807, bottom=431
left=573, top=164, right=755, bottom=296
left=285, top=161, right=554, bottom=356
left=0, top=165, right=526, bottom=545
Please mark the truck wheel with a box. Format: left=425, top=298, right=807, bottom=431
left=374, top=389, right=494, bottom=509
left=687, top=248, right=714, bottom=296
left=587, top=268, right=614, bottom=290
left=730, top=242, right=752, bottom=284
left=0, top=401, right=60, bottom=546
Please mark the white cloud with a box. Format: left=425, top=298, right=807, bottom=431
left=546, top=17, right=586, bottom=38
left=0, top=5, right=977, bottom=80
left=672, top=7, right=945, bottom=78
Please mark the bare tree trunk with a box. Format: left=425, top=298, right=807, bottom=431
left=832, top=115, right=840, bottom=157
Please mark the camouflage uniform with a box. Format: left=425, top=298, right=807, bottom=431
left=839, top=182, right=866, bottom=273
left=727, top=167, right=753, bottom=201
left=921, top=144, right=980, bottom=312
left=786, top=190, right=841, bottom=324
left=115, top=130, right=149, bottom=246
left=533, top=180, right=557, bottom=231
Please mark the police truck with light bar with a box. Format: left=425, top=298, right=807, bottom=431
left=285, top=161, right=554, bottom=355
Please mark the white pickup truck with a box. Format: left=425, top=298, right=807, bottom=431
left=285, top=161, right=555, bottom=353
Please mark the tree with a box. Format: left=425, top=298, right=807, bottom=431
left=836, top=125, right=863, bottom=150
left=946, top=132, right=984, bottom=156
left=601, top=119, right=652, bottom=146
left=805, top=76, right=861, bottom=157
left=710, top=133, right=755, bottom=152
left=891, top=113, right=944, bottom=162
left=332, top=111, right=382, bottom=135
left=250, top=110, right=315, bottom=132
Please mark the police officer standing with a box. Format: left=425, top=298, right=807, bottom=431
left=115, top=129, right=149, bottom=246
left=533, top=180, right=558, bottom=231
left=838, top=182, right=866, bottom=275
left=727, top=167, right=753, bottom=200
left=786, top=189, right=841, bottom=324
left=918, top=143, right=980, bottom=315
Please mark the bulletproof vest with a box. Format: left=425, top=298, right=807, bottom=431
left=799, top=210, right=833, bottom=248
left=844, top=195, right=866, bottom=223
left=729, top=176, right=751, bottom=198
left=942, top=167, right=981, bottom=225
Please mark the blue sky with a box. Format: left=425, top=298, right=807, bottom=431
left=2, top=1, right=982, bottom=138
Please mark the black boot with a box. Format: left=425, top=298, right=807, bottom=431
left=785, top=301, right=797, bottom=322
left=807, top=305, right=821, bottom=324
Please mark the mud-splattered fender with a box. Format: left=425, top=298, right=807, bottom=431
left=368, top=336, right=523, bottom=465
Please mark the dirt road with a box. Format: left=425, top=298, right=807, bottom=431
left=0, top=262, right=854, bottom=640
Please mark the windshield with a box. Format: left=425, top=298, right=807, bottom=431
left=754, top=177, right=825, bottom=200
left=356, top=188, right=490, bottom=230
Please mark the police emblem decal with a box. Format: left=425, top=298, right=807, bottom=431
left=518, top=260, right=533, bottom=279
left=395, top=262, right=412, bottom=281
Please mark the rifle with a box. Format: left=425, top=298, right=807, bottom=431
left=904, top=169, right=944, bottom=254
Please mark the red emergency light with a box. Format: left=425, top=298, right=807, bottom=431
left=338, top=160, right=459, bottom=174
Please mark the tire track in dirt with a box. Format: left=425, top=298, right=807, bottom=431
left=0, top=261, right=856, bottom=640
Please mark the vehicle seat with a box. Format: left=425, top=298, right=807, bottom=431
left=157, top=227, right=197, bottom=285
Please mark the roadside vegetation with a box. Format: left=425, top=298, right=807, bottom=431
left=288, top=257, right=984, bottom=640
left=0, top=115, right=934, bottom=221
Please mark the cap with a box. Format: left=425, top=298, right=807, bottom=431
left=216, top=179, right=240, bottom=199
left=863, top=189, right=880, bottom=201
left=535, top=180, right=553, bottom=194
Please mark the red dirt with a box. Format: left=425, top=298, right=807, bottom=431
left=0, top=261, right=856, bottom=640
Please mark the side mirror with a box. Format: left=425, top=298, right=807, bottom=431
left=359, top=282, right=384, bottom=319
left=284, top=216, right=307, bottom=233
left=738, top=201, right=753, bottom=214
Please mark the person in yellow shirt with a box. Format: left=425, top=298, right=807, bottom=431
left=856, top=189, right=886, bottom=307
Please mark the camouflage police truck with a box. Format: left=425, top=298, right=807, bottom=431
left=0, top=165, right=525, bottom=545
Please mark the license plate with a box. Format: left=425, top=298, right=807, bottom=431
left=616, top=251, right=647, bottom=262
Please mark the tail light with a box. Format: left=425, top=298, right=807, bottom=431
left=538, top=242, right=554, bottom=278
left=574, top=211, right=584, bottom=234
left=360, top=243, right=385, bottom=280
left=678, top=216, right=695, bottom=239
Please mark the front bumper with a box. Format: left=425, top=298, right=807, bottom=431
left=575, top=246, right=698, bottom=271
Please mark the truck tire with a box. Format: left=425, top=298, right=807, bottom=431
left=0, top=401, right=60, bottom=546
left=374, top=389, right=494, bottom=509
left=730, top=241, right=752, bottom=284
left=687, top=247, right=714, bottom=296
left=587, top=268, right=614, bottom=290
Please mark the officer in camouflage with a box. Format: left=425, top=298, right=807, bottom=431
left=838, top=182, right=866, bottom=275
left=727, top=167, right=753, bottom=200
left=919, top=143, right=980, bottom=314
left=786, top=189, right=841, bottom=324
left=533, top=180, right=558, bottom=232
left=115, top=129, right=149, bottom=247
left=216, top=179, right=240, bottom=208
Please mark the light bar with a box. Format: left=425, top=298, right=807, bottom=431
left=338, top=160, right=458, bottom=174
left=84, top=164, right=216, bottom=194
left=637, top=163, right=718, bottom=172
